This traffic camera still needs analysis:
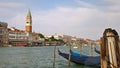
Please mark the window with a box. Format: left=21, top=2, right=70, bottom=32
left=0, top=29, right=2, bottom=34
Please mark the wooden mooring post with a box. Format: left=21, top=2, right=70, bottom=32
left=90, top=42, right=94, bottom=56
left=53, top=44, right=56, bottom=68
left=100, top=28, right=120, bottom=68
left=68, top=43, right=71, bottom=67
left=79, top=43, right=82, bottom=55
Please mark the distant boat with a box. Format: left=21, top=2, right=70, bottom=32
left=72, top=42, right=78, bottom=48
left=63, top=44, right=67, bottom=46
left=58, top=49, right=100, bottom=66
left=8, top=45, right=12, bottom=47
left=73, top=46, right=78, bottom=48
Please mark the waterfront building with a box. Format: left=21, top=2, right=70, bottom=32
left=8, top=27, right=28, bottom=46
left=0, top=22, right=8, bottom=46
left=31, top=32, right=45, bottom=46
left=62, top=35, right=88, bottom=45
left=45, top=34, right=63, bottom=39
left=76, top=38, right=86, bottom=44
left=53, top=33, right=63, bottom=40
left=45, top=34, right=78, bottom=45
left=44, top=34, right=52, bottom=39
left=62, top=35, right=73, bottom=44
left=44, top=34, right=63, bottom=45
left=95, top=39, right=101, bottom=45
left=8, top=27, right=44, bottom=46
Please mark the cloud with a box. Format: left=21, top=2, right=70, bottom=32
left=30, top=6, right=120, bottom=39
left=2, top=0, right=120, bottom=39
left=75, top=0, right=95, bottom=8
left=75, top=0, right=120, bottom=12
left=101, top=0, right=120, bottom=12
left=0, top=2, right=25, bottom=9
left=0, top=2, right=26, bottom=22
left=7, top=13, right=26, bottom=30
left=104, top=0, right=120, bottom=4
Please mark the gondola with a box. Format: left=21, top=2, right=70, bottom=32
left=70, top=49, right=88, bottom=58
left=58, top=49, right=100, bottom=66
left=94, top=48, right=100, bottom=54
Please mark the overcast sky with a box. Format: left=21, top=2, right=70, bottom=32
left=0, top=0, right=120, bottom=40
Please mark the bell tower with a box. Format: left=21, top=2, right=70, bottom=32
left=26, top=8, right=32, bottom=33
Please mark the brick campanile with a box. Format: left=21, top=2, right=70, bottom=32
left=26, top=8, right=32, bottom=32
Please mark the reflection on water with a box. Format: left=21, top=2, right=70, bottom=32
left=0, top=46, right=99, bottom=68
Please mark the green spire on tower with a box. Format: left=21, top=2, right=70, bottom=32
left=27, top=8, right=31, bottom=17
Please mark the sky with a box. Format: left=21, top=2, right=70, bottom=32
left=0, top=0, right=120, bottom=40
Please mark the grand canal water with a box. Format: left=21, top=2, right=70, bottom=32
left=0, top=46, right=99, bottom=68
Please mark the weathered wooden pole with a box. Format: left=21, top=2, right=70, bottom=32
left=79, top=43, right=82, bottom=55
left=107, top=32, right=117, bottom=68
left=68, top=43, right=71, bottom=67
left=90, top=42, right=93, bottom=56
left=100, top=37, right=108, bottom=68
left=53, top=42, right=56, bottom=68
left=101, top=28, right=120, bottom=68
